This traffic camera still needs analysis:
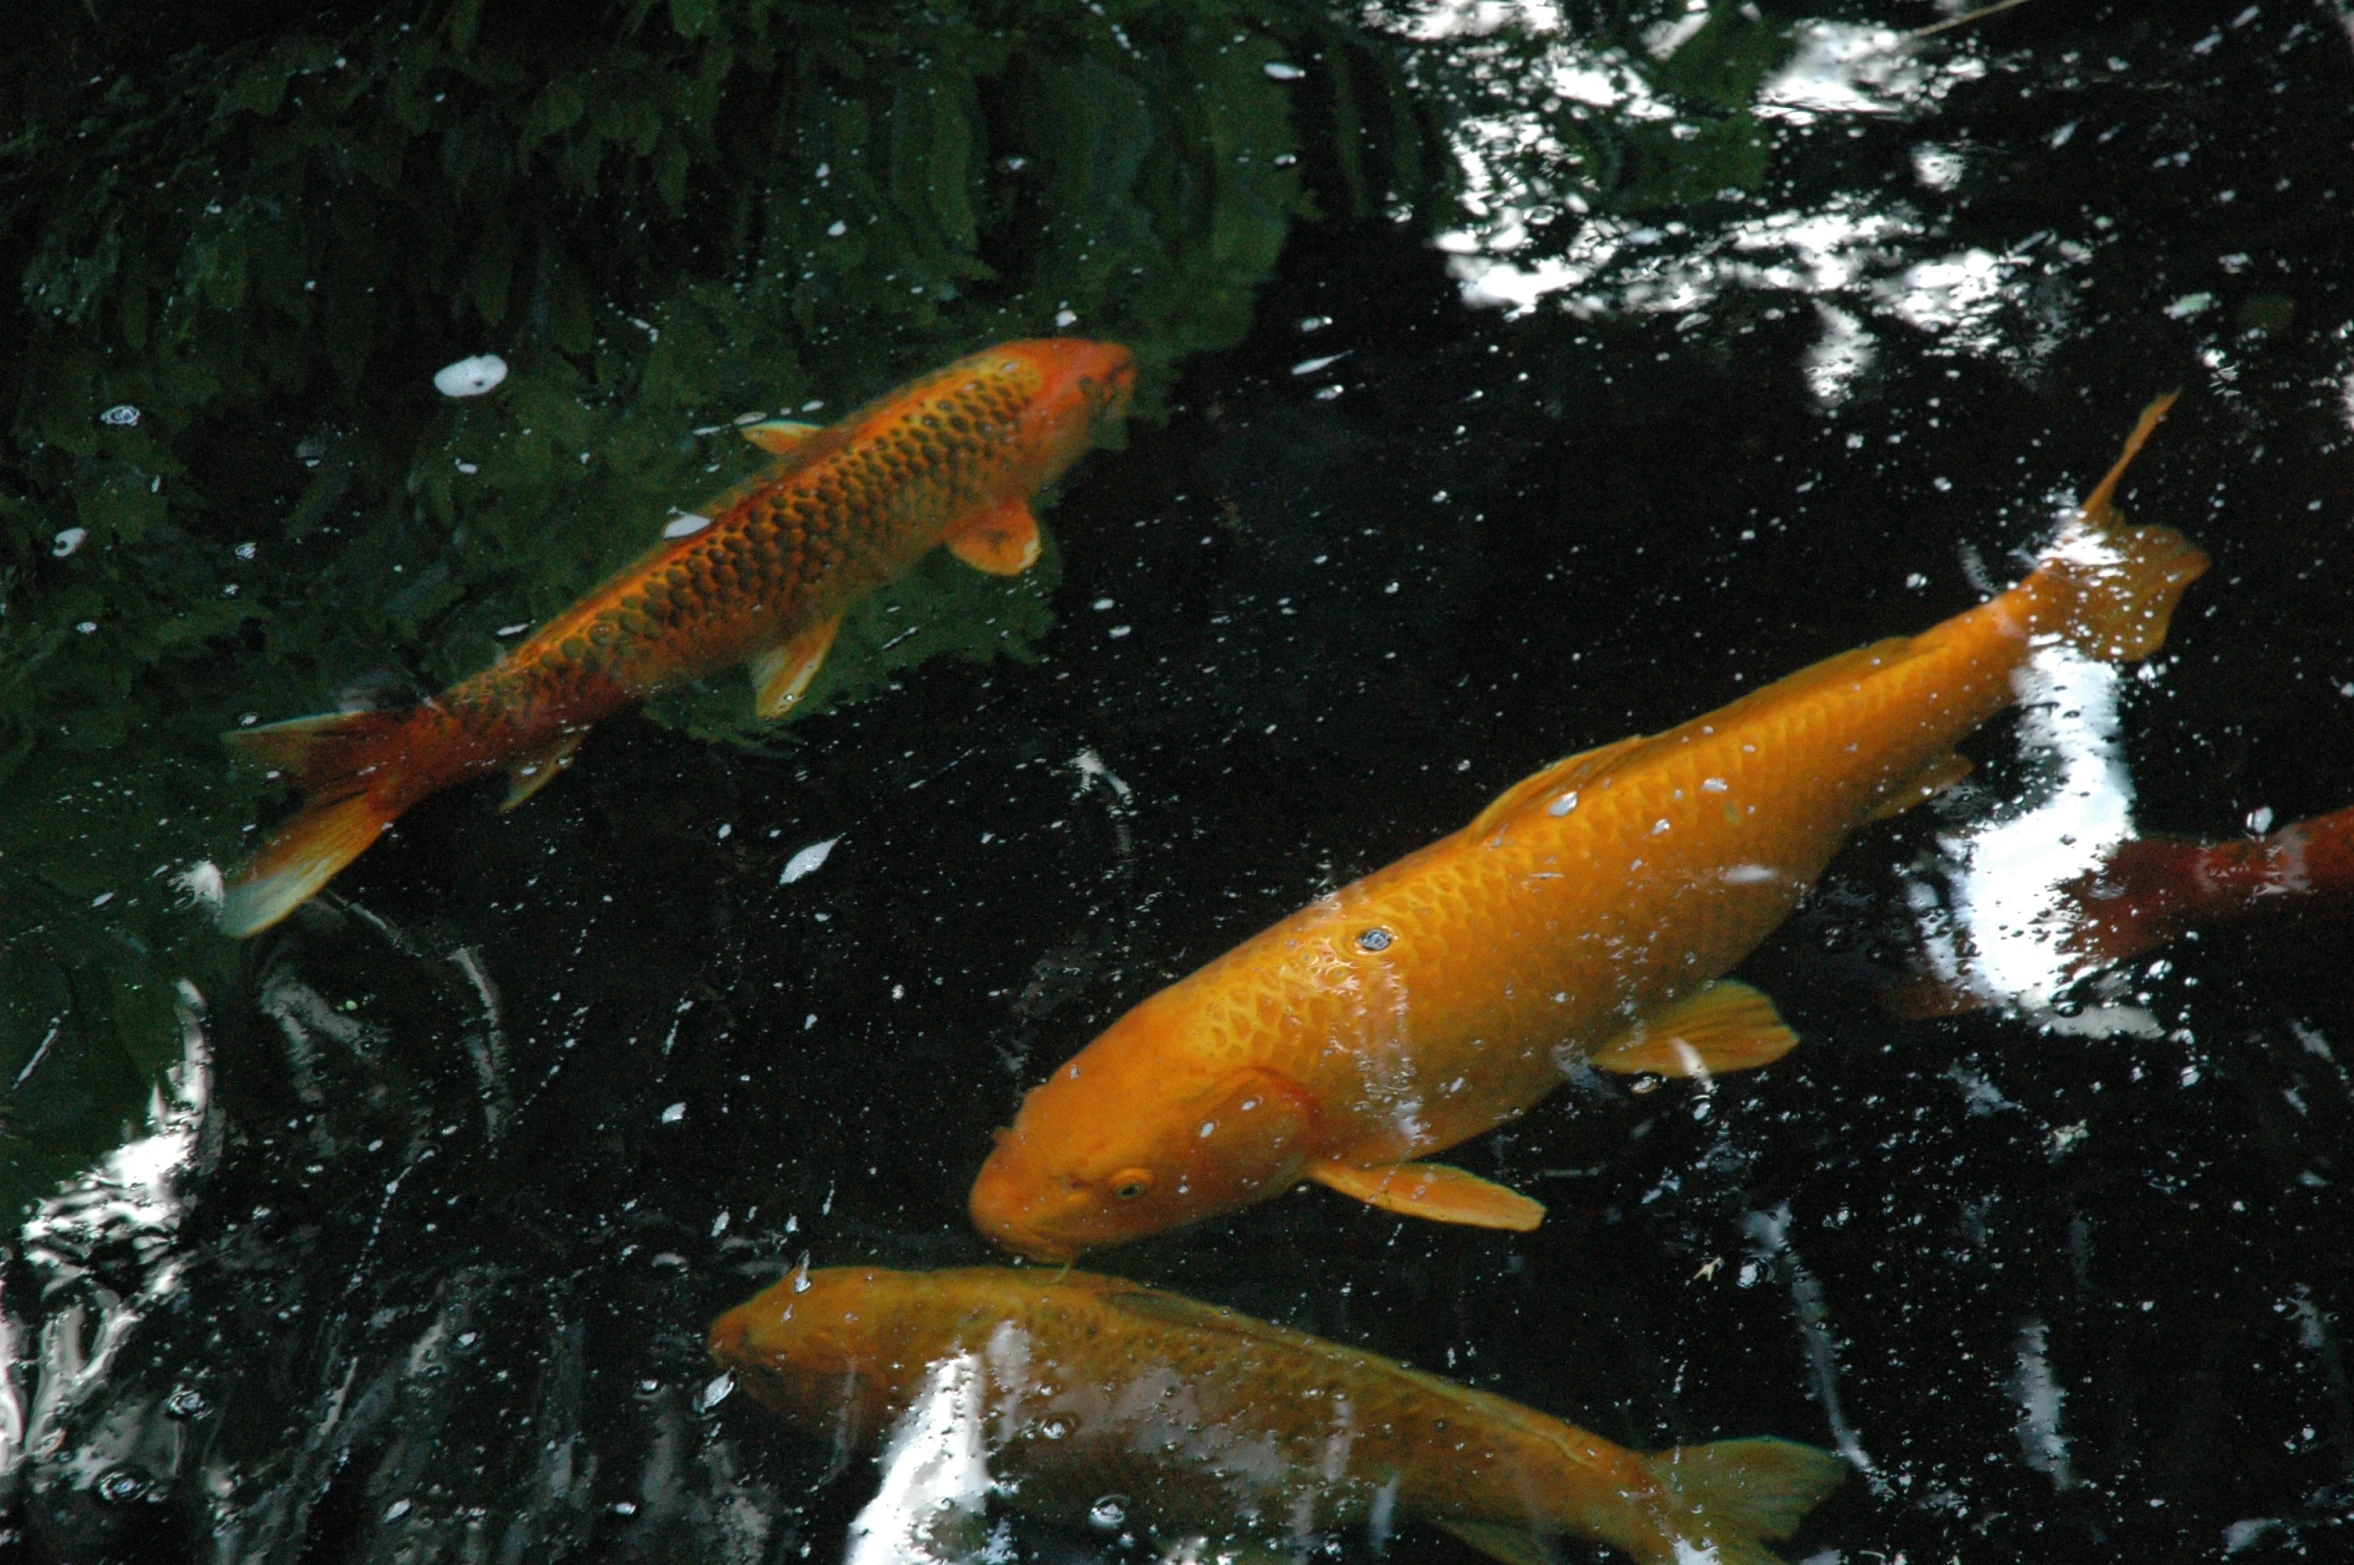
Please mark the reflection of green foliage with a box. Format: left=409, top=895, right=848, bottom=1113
left=1384, top=0, right=1788, bottom=216
left=0, top=0, right=1435, bottom=1222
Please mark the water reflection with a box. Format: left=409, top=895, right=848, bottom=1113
left=5, top=986, right=212, bottom=1495
left=1904, top=643, right=2159, bottom=1034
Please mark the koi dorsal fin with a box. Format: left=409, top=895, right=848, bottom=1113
left=1470, top=734, right=1656, bottom=836
left=737, top=418, right=823, bottom=455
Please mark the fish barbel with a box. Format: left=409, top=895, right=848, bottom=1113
left=971, top=396, right=2206, bottom=1259
left=218, top=338, right=1135, bottom=936
left=708, top=1264, right=1846, bottom=1565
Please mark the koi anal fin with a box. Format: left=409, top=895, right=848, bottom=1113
left=503, top=730, right=586, bottom=810
left=1308, top=1160, right=1545, bottom=1231
left=2033, top=394, right=2208, bottom=662
left=946, top=497, right=1041, bottom=575
left=1589, top=979, right=1800, bottom=1077
left=1435, top=1522, right=1552, bottom=1565
left=751, top=615, right=842, bottom=719
left=1868, top=750, right=1972, bottom=822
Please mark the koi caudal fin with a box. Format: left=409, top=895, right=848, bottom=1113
left=218, top=710, right=410, bottom=937
left=2026, top=393, right=2209, bottom=662
left=1638, top=1439, right=1849, bottom=1565
left=1439, top=1437, right=1846, bottom=1565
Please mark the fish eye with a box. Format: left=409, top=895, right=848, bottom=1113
left=1109, top=1168, right=1154, bottom=1200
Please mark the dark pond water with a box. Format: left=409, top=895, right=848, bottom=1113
left=5, top=2, right=2353, bottom=1562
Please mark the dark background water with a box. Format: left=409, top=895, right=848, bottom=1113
left=6, top=2, right=2354, bottom=1562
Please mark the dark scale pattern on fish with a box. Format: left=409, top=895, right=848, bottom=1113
left=424, top=360, right=1044, bottom=754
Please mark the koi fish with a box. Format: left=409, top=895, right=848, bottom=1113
left=218, top=339, right=1135, bottom=936
left=1892, top=801, right=2354, bottom=1018
left=971, top=397, right=2205, bottom=1259
left=708, top=1264, right=1846, bottom=1565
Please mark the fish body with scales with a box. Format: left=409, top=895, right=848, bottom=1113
left=218, top=338, right=1134, bottom=936
left=970, top=397, right=2207, bottom=1259
left=709, top=1264, right=1845, bottom=1565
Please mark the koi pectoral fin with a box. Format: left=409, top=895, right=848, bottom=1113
left=1308, top=1160, right=1545, bottom=1231
left=1589, top=979, right=1800, bottom=1077
left=502, top=730, right=587, bottom=810
left=946, top=497, right=1041, bottom=575
left=1868, top=750, right=1973, bottom=822
left=750, top=615, right=842, bottom=719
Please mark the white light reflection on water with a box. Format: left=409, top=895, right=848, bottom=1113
left=1911, top=644, right=2161, bottom=1035
left=3, top=984, right=214, bottom=1486
left=1384, top=7, right=2065, bottom=395
left=846, top=1349, right=1007, bottom=1565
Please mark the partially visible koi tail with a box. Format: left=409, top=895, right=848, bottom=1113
left=1636, top=1439, right=1849, bottom=1565
left=219, top=709, right=412, bottom=937
left=2025, top=393, right=2209, bottom=662
left=1440, top=1437, right=1845, bottom=1565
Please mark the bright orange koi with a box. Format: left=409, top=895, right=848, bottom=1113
left=218, top=339, right=1135, bottom=936
left=971, top=398, right=2205, bottom=1259
left=708, top=1265, right=1846, bottom=1565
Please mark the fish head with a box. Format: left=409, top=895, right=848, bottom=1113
left=708, top=1266, right=905, bottom=1443
left=994, top=338, right=1137, bottom=468
left=971, top=1003, right=1315, bottom=1260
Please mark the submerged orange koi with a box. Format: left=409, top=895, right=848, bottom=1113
left=708, top=1265, right=1845, bottom=1565
left=972, top=398, right=2205, bottom=1260
left=219, top=339, right=1135, bottom=936
left=1894, top=801, right=2354, bottom=1017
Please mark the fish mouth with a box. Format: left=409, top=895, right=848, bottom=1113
left=969, top=1152, right=1087, bottom=1263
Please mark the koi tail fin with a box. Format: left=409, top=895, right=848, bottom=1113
left=218, top=710, right=411, bottom=937
left=2027, top=393, right=2209, bottom=662
left=1640, top=1438, right=1848, bottom=1565
left=1438, top=1438, right=1845, bottom=1565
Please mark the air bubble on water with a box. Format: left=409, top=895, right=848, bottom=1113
left=1055, top=309, right=1078, bottom=327
left=1264, top=61, right=1303, bottom=80
left=663, top=513, right=711, bottom=538
left=51, top=528, right=86, bottom=557
left=660, top=1102, right=686, bottom=1123
left=100, top=404, right=140, bottom=426
left=2246, top=805, right=2274, bottom=833
left=432, top=355, right=508, bottom=397
left=699, top=1371, right=736, bottom=1411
